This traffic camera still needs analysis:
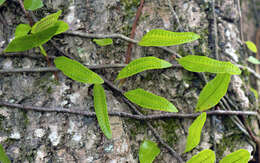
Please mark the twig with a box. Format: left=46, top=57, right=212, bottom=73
left=236, top=64, right=260, bottom=80
left=241, top=116, right=260, bottom=163
left=63, top=31, right=182, bottom=58
left=0, top=64, right=127, bottom=73
left=212, top=0, right=219, bottom=60
left=237, top=0, right=244, bottom=43
left=64, top=31, right=138, bottom=43
left=0, top=52, right=56, bottom=59
left=0, top=101, right=258, bottom=120
left=221, top=96, right=249, bottom=136
left=167, top=0, right=183, bottom=31
left=125, top=0, right=144, bottom=64
left=17, top=0, right=33, bottom=26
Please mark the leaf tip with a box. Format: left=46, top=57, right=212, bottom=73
left=106, top=132, right=112, bottom=139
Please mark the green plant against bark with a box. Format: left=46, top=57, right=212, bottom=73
left=187, top=149, right=250, bottom=163
left=245, top=41, right=257, bottom=53
left=139, top=140, right=160, bottom=163
left=2, top=5, right=250, bottom=160
left=0, top=0, right=5, bottom=6
left=93, top=38, right=113, bottom=46
left=187, top=149, right=215, bottom=163
left=178, top=55, right=240, bottom=112
left=0, top=144, right=10, bottom=163
left=116, top=56, right=172, bottom=80
left=138, top=29, right=200, bottom=46
left=184, top=112, right=207, bottom=153
left=4, top=10, right=69, bottom=56
left=24, top=0, right=43, bottom=11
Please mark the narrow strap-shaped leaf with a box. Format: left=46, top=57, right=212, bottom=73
left=138, top=29, right=200, bottom=46
left=0, top=0, right=5, bottom=5
left=31, top=10, right=62, bottom=33
left=0, top=144, right=10, bottom=163
left=93, top=84, right=112, bottom=139
left=93, top=38, right=113, bottom=46
left=139, top=140, right=160, bottom=163
left=184, top=112, right=207, bottom=153
left=177, top=55, right=241, bottom=75
left=54, top=56, right=104, bottom=84
left=15, top=24, right=31, bottom=38
left=124, top=88, right=178, bottom=112
left=187, top=149, right=215, bottom=163
left=247, top=56, right=260, bottom=64
left=196, top=74, right=231, bottom=112
left=245, top=41, right=257, bottom=53
left=4, top=25, right=58, bottom=52
left=219, top=149, right=250, bottom=163
left=116, top=57, right=172, bottom=80
left=24, top=0, right=43, bottom=11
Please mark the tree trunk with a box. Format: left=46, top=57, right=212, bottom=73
left=0, top=0, right=259, bottom=162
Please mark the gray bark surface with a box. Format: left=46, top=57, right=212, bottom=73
left=0, top=0, right=259, bottom=162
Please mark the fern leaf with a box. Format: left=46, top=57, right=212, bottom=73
left=54, top=56, right=104, bottom=84
left=196, top=74, right=231, bottom=112
left=93, top=84, right=112, bottom=139
left=52, top=20, right=69, bottom=35
left=139, top=140, right=160, bottom=163
left=4, top=25, right=58, bottom=52
left=93, top=38, right=113, bottom=46
left=177, top=55, right=241, bottom=75
left=31, top=10, right=62, bottom=33
left=116, top=57, right=172, bottom=80
left=0, top=0, right=5, bottom=5
left=187, top=149, right=215, bottom=163
left=15, top=24, right=31, bottom=38
left=245, top=41, right=257, bottom=53
left=0, top=144, right=10, bottom=163
left=24, top=0, right=43, bottom=11
left=124, top=88, right=178, bottom=112
left=184, top=112, right=207, bottom=153
left=220, top=149, right=250, bottom=163
left=138, top=29, right=200, bottom=46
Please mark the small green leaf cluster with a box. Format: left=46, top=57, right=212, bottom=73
left=4, top=10, right=69, bottom=54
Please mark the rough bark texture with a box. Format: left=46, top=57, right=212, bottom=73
left=0, top=0, right=259, bottom=162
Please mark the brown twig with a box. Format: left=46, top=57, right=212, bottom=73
left=17, top=0, right=33, bottom=26
left=237, top=0, right=244, bottom=44
left=125, top=0, right=144, bottom=64
left=236, top=64, right=260, bottom=80
left=0, top=52, right=56, bottom=59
